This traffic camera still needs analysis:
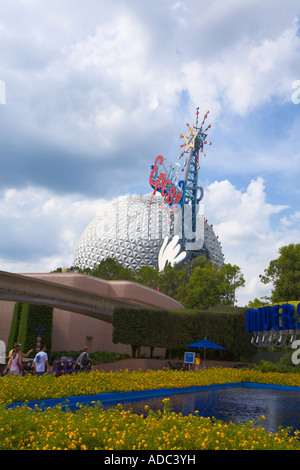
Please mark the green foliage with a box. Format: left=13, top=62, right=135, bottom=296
left=157, top=264, right=190, bottom=299
left=112, top=305, right=252, bottom=361
left=254, top=358, right=299, bottom=374
left=79, top=257, right=136, bottom=281
left=253, top=348, right=300, bottom=373
left=6, top=302, right=23, bottom=353
left=247, top=297, right=270, bottom=308
left=135, top=266, right=159, bottom=290
left=177, top=265, right=221, bottom=309
left=112, top=307, right=166, bottom=356
left=8, top=302, right=53, bottom=357
left=177, top=263, right=245, bottom=309
left=259, top=243, right=300, bottom=303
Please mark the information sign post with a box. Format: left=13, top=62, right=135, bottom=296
left=184, top=351, right=195, bottom=371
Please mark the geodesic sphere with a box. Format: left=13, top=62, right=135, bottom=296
left=73, top=194, right=224, bottom=271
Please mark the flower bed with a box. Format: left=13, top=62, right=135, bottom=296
left=1, top=368, right=300, bottom=450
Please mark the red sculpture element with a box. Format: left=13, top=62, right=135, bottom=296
left=149, top=155, right=185, bottom=207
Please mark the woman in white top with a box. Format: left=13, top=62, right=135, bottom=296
left=4, top=345, right=22, bottom=376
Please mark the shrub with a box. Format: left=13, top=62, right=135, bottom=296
left=113, top=305, right=253, bottom=361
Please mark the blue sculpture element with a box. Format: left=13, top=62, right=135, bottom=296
left=150, top=109, right=212, bottom=256
left=179, top=109, right=211, bottom=248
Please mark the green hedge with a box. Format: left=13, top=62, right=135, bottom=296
left=112, top=305, right=253, bottom=361
left=7, top=302, right=23, bottom=352
left=7, top=302, right=53, bottom=357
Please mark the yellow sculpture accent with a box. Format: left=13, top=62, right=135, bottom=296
left=184, top=124, right=199, bottom=152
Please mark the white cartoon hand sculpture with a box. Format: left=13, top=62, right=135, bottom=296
left=158, top=235, right=186, bottom=272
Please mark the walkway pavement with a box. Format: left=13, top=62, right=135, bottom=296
left=94, top=358, right=252, bottom=373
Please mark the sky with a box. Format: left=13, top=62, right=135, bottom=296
left=0, top=0, right=299, bottom=306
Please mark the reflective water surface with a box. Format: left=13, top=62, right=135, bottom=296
left=103, top=387, right=300, bottom=434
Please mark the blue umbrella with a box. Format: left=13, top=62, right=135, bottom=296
left=187, top=337, right=226, bottom=368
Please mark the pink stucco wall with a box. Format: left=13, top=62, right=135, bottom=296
left=0, top=272, right=183, bottom=354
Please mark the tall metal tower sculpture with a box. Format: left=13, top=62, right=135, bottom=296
left=177, top=109, right=212, bottom=259
left=149, top=108, right=213, bottom=268
left=74, top=109, right=224, bottom=273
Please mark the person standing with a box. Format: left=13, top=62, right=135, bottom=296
left=7, top=342, right=34, bottom=375
left=74, top=346, right=91, bottom=371
left=9, top=342, right=33, bottom=360
left=3, top=344, right=22, bottom=376
left=195, top=353, right=201, bottom=371
left=34, top=345, right=50, bottom=375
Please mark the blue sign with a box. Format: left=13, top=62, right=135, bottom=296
left=246, top=302, right=300, bottom=333
left=184, top=352, right=195, bottom=364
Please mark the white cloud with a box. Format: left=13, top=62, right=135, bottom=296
left=204, top=178, right=299, bottom=306
left=0, top=0, right=299, bottom=310
left=0, top=176, right=298, bottom=310
left=60, top=12, right=183, bottom=146
left=0, top=186, right=109, bottom=272
left=182, top=17, right=300, bottom=117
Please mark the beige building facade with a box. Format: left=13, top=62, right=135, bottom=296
left=0, top=272, right=184, bottom=354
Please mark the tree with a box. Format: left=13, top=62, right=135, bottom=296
left=190, top=254, right=212, bottom=270
left=218, top=264, right=245, bottom=305
left=157, top=264, right=189, bottom=299
left=176, top=262, right=245, bottom=310
left=247, top=297, right=270, bottom=309
left=82, top=258, right=136, bottom=281
left=259, top=243, right=300, bottom=302
left=177, top=264, right=223, bottom=309
left=135, top=266, right=159, bottom=290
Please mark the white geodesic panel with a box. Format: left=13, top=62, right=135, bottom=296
left=73, top=193, right=224, bottom=271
